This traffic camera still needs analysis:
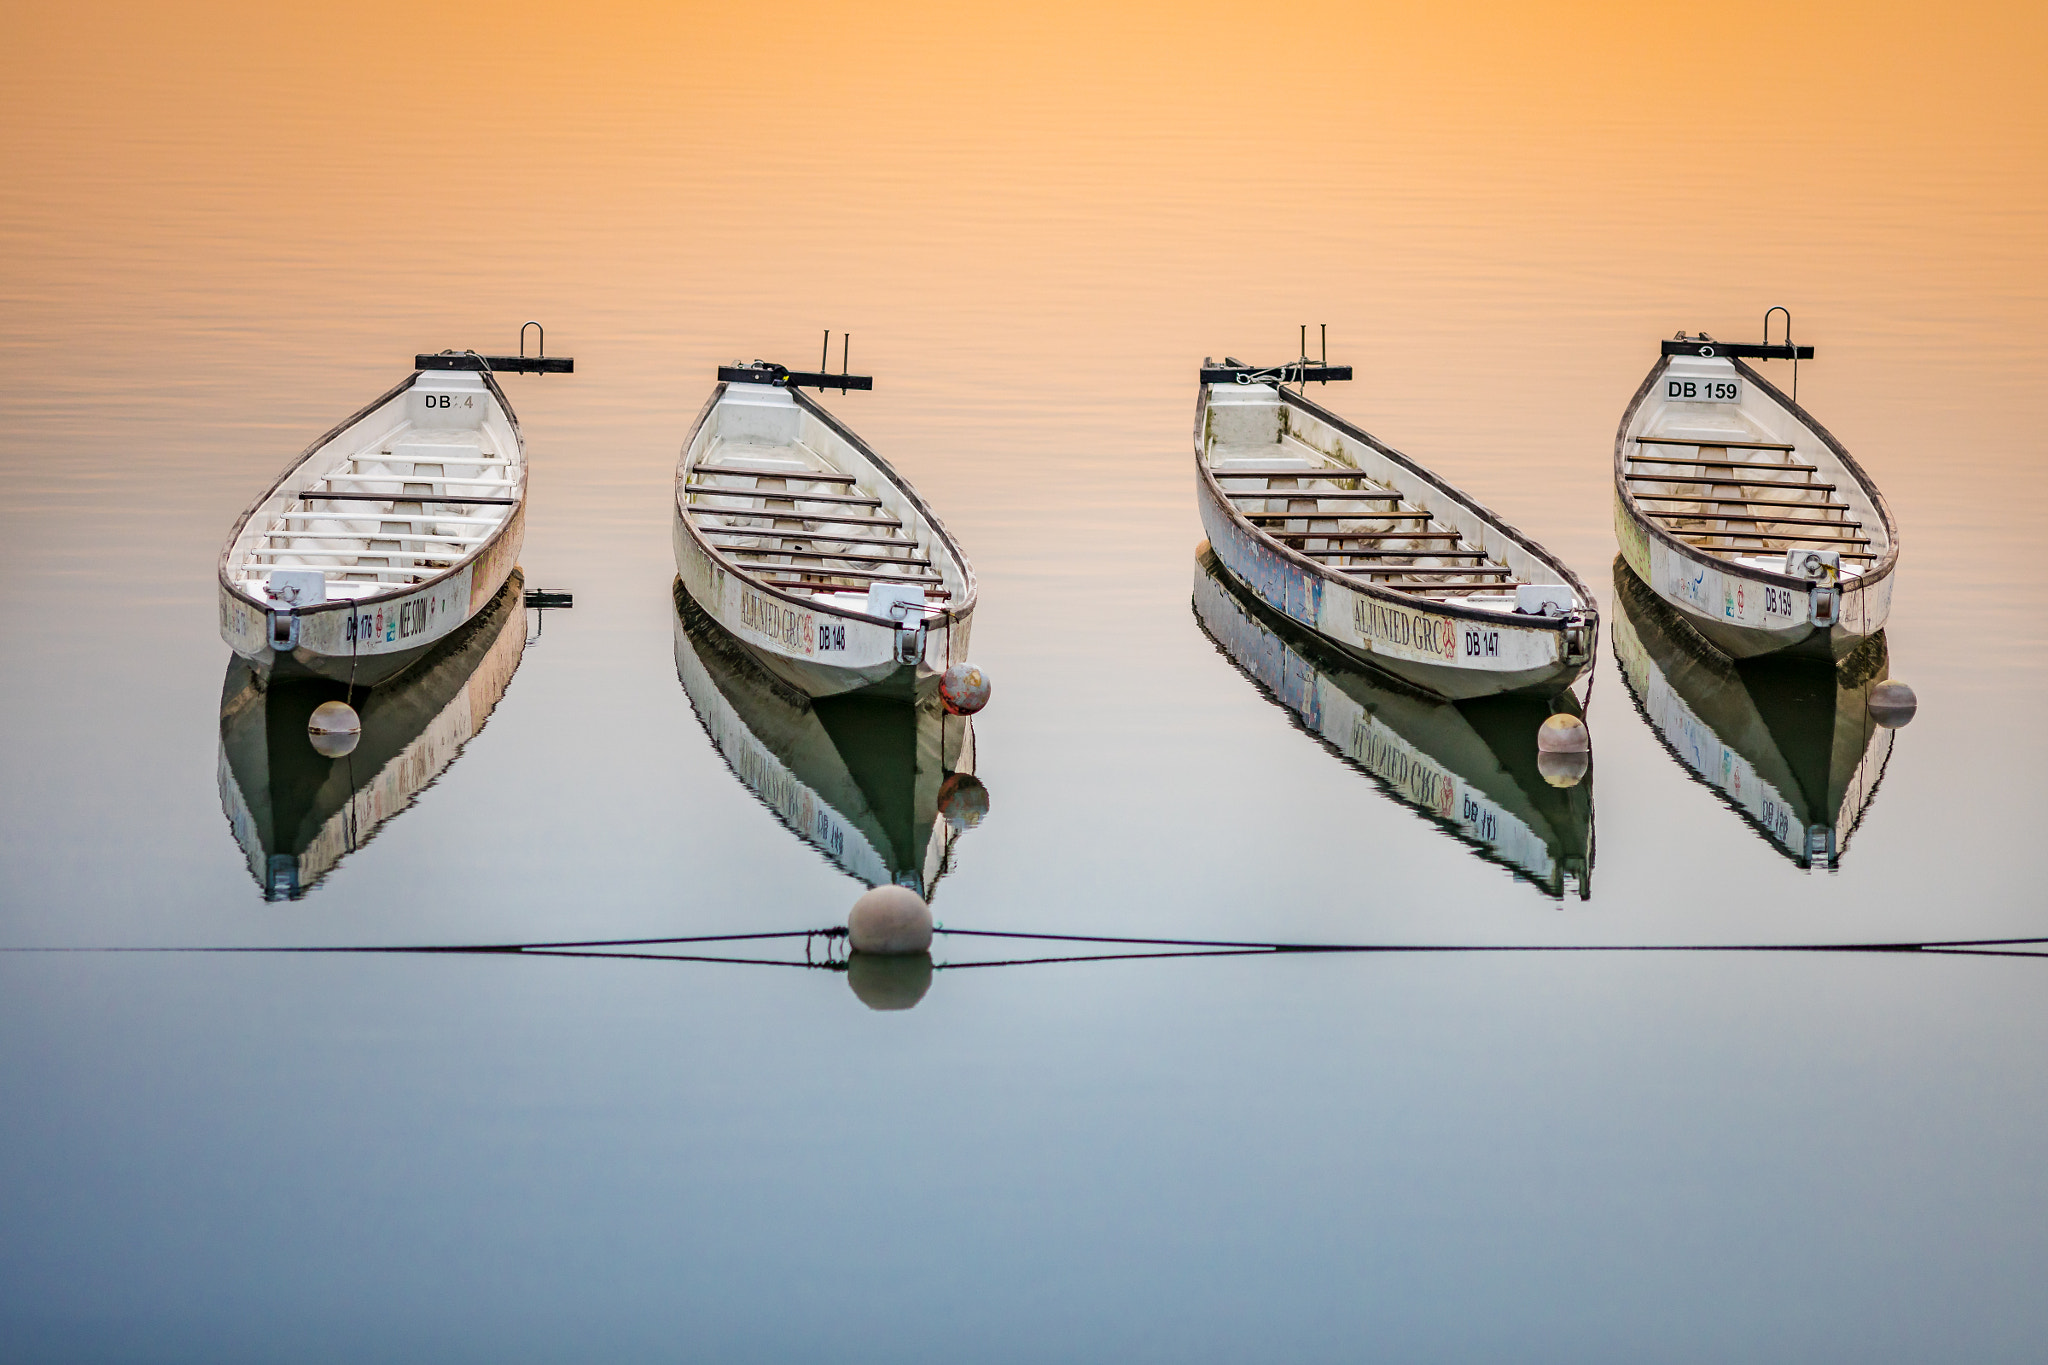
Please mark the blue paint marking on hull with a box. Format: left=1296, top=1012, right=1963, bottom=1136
left=1198, top=479, right=1323, bottom=634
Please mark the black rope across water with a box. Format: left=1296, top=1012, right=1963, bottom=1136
left=9, top=927, right=2048, bottom=966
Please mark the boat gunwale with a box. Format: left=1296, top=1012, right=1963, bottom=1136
left=1611, top=352, right=1900, bottom=593
left=674, top=380, right=979, bottom=631
left=215, top=368, right=527, bottom=618
left=1193, top=380, right=1595, bottom=632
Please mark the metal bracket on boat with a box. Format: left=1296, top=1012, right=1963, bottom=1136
left=1663, top=332, right=1813, bottom=360
left=1201, top=361, right=1353, bottom=385
left=267, top=609, right=300, bottom=652
left=1204, top=326, right=1353, bottom=386
left=1810, top=584, right=1840, bottom=628
left=717, top=361, right=873, bottom=393
left=1561, top=612, right=1594, bottom=665
left=894, top=622, right=926, bottom=664
left=415, top=324, right=574, bottom=374
left=523, top=588, right=573, bottom=644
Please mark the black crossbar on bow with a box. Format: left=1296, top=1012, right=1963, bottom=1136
left=415, top=352, right=575, bottom=374
left=1661, top=339, right=1814, bottom=360
left=1200, top=362, right=1353, bottom=385
left=718, top=363, right=874, bottom=392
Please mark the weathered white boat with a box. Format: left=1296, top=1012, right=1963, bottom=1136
left=673, top=362, right=977, bottom=701
left=1610, top=558, right=1894, bottom=870
left=1614, top=334, right=1898, bottom=661
left=219, top=568, right=528, bottom=900
left=1195, top=358, right=1597, bottom=701
left=674, top=583, right=983, bottom=898
left=217, top=345, right=568, bottom=688
left=1195, top=544, right=1593, bottom=899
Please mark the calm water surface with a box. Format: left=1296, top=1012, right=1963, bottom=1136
left=3, top=3, right=2045, bottom=1359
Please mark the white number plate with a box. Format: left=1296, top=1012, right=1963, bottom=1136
left=1665, top=376, right=1742, bottom=403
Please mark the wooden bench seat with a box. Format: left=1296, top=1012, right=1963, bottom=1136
left=1626, top=474, right=1837, bottom=493
left=1629, top=454, right=1818, bottom=473
left=720, top=547, right=935, bottom=570
left=685, top=484, right=883, bottom=508
left=693, top=463, right=857, bottom=483
left=1225, top=488, right=1404, bottom=502
left=1241, top=510, right=1435, bottom=523
left=690, top=507, right=902, bottom=531
left=1635, top=435, right=1796, bottom=452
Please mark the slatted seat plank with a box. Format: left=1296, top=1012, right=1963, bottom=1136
left=1225, top=488, right=1404, bottom=502
left=1210, top=466, right=1370, bottom=478
left=1676, top=530, right=1872, bottom=546
left=1330, top=566, right=1515, bottom=578
left=722, top=548, right=936, bottom=570
left=755, top=573, right=952, bottom=594
left=1647, top=511, right=1862, bottom=529
left=1635, top=435, right=1796, bottom=452
left=1242, top=511, right=1436, bottom=523
left=694, top=463, right=857, bottom=483
left=1625, top=474, right=1837, bottom=492
left=705, top=529, right=912, bottom=552
left=685, top=483, right=882, bottom=508
left=691, top=507, right=903, bottom=530
left=1628, top=454, right=1818, bottom=473
left=1632, top=493, right=1847, bottom=512
left=295, top=491, right=518, bottom=506
left=1268, top=529, right=1466, bottom=543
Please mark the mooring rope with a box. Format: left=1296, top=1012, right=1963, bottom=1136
left=8, top=927, right=2048, bottom=963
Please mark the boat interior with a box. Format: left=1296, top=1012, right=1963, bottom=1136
left=1624, top=360, right=1887, bottom=577
left=229, top=372, right=520, bottom=603
left=682, top=384, right=957, bottom=618
left=1204, top=378, right=1572, bottom=611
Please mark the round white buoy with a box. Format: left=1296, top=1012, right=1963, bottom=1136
left=937, top=773, right=991, bottom=830
left=1537, top=750, right=1591, bottom=788
left=307, top=700, right=362, bottom=758
left=1868, top=680, right=1917, bottom=728
left=1536, top=713, right=1590, bottom=753
left=847, top=884, right=933, bottom=956
left=846, top=953, right=934, bottom=1010
left=939, top=663, right=992, bottom=716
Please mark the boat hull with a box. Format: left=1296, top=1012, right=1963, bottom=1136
left=1196, top=474, right=1587, bottom=701
left=1613, top=354, right=1896, bottom=663
left=671, top=382, right=977, bottom=702
left=219, top=501, right=524, bottom=688
left=218, top=368, right=528, bottom=689
left=673, top=518, right=969, bottom=702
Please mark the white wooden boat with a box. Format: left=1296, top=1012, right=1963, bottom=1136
left=217, top=353, right=552, bottom=688
left=1610, top=558, right=1894, bottom=870
left=1195, top=544, right=1593, bottom=899
left=673, top=362, right=976, bottom=701
left=1614, top=334, right=1898, bottom=660
left=1195, top=358, right=1597, bottom=700
left=674, top=583, right=982, bottom=898
left=218, top=568, right=527, bottom=900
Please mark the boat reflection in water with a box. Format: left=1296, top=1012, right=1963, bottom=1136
left=1193, top=545, right=1593, bottom=900
left=673, top=580, right=985, bottom=903
left=219, top=569, right=528, bottom=900
left=1611, top=557, right=1895, bottom=869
